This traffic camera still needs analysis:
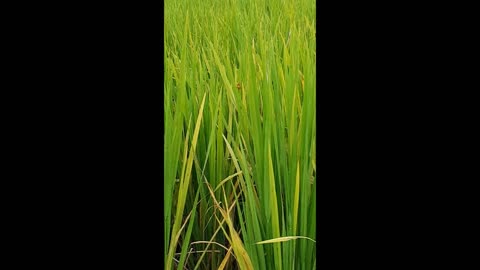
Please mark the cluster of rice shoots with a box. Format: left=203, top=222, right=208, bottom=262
left=164, top=0, right=316, bottom=269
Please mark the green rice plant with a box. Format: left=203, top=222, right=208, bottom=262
left=165, top=0, right=316, bottom=269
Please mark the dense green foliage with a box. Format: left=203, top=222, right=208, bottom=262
left=164, top=0, right=316, bottom=269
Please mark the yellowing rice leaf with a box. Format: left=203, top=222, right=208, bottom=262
left=255, top=236, right=316, bottom=245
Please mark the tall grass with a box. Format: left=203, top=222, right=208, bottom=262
left=164, top=0, right=316, bottom=269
